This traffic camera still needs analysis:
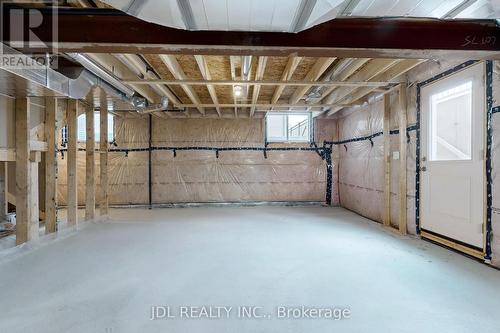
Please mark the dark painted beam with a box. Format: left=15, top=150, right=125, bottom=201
left=1, top=6, right=499, bottom=59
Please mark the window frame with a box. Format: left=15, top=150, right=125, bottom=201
left=76, top=112, right=114, bottom=143
left=265, top=112, right=312, bottom=143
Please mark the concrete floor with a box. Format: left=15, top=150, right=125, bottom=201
left=0, top=206, right=499, bottom=333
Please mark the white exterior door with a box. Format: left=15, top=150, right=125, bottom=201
left=421, top=63, right=485, bottom=248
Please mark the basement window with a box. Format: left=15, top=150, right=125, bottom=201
left=77, top=112, right=114, bottom=142
left=266, top=113, right=311, bottom=142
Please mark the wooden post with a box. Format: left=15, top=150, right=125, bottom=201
left=99, top=90, right=109, bottom=216
left=15, top=97, right=38, bottom=244
left=0, top=162, right=7, bottom=219
left=67, top=100, right=78, bottom=226
left=45, top=97, right=57, bottom=233
left=383, top=93, right=391, bottom=227
left=30, top=152, right=40, bottom=239
left=399, top=85, right=408, bottom=235
left=85, top=103, right=95, bottom=220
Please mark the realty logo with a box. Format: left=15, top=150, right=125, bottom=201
left=0, top=1, right=59, bottom=69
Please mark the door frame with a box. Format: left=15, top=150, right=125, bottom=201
left=416, top=60, right=494, bottom=261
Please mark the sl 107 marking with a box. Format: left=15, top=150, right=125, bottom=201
left=462, top=35, right=496, bottom=47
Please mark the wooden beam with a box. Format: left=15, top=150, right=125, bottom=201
left=399, top=85, right=407, bottom=235
left=159, top=55, right=205, bottom=115
left=176, top=103, right=355, bottom=109
left=15, top=97, right=38, bottom=244
left=272, top=56, right=302, bottom=104
left=44, top=97, right=57, bottom=234
left=117, top=54, right=181, bottom=107
left=323, top=59, right=398, bottom=107
left=30, top=140, right=48, bottom=152
left=250, top=56, right=268, bottom=117
left=289, top=57, right=336, bottom=104
left=383, top=93, right=391, bottom=227
left=67, top=100, right=78, bottom=226
left=326, top=59, right=424, bottom=116
left=85, top=103, right=95, bottom=220
left=123, top=78, right=394, bottom=87
left=0, top=149, right=16, bottom=161
left=229, top=56, right=238, bottom=117
left=6, top=8, right=499, bottom=58
left=100, top=90, right=109, bottom=216
left=194, top=55, right=221, bottom=117
left=0, top=162, right=7, bottom=219
left=317, top=58, right=370, bottom=102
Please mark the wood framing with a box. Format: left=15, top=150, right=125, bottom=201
left=289, top=57, right=335, bottom=104
left=0, top=149, right=16, bottom=161
left=229, top=56, right=238, bottom=117
left=85, top=103, right=96, bottom=220
left=15, top=97, right=38, bottom=244
left=159, top=55, right=205, bottom=115
left=399, top=85, right=407, bottom=235
left=272, top=56, right=302, bottom=104
left=67, top=99, right=78, bottom=226
left=100, top=90, right=109, bottom=216
left=250, top=56, right=268, bottom=117
left=0, top=162, right=7, bottom=219
left=194, top=55, right=221, bottom=117
left=45, top=97, right=57, bottom=234
left=383, top=93, right=391, bottom=227
left=6, top=8, right=498, bottom=59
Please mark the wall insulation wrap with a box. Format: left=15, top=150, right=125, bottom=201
left=335, top=93, right=415, bottom=232
left=57, top=117, right=337, bottom=205
left=336, top=60, right=500, bottom=266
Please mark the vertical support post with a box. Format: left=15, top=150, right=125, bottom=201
left=67, top=100, right=78, bottom=226
left=45, top=97, right=57, bottom=233
left=0, top=162, right=7, bottom=219
left=148, top=114, right=152, bottom=209
left=398, top=85, right=408, bottom=235
left=383, top=93, right=391, bottom=227
left=99, top=90, right=109, bottom=216
left=15, top=97, right=38, bottom=244
left=30, top=152, right=40, bottom=239
left=85, top=103, right=95, bottom=220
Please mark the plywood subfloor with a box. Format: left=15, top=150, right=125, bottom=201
left=0, top=207, right=499, bottom=333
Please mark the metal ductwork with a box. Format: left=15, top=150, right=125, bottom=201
left=0, top=44, right=146, bottom=108
left=241, top=56, right=252, bottom=97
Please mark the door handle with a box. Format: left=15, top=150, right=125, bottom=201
left=420, top=166, right=427, bottom=172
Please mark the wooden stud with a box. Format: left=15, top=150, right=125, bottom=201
left=45, top=97, right=57, bottom=233
left=85, top=103, right=96, bottom=220
left=0, top=162, right=7, bottom=219
left=15, top=98, right=38, bottom=244
left=399, top=84, right=408, bottom=235
left=194, top=55, right=221, bottom=117
left=29, top=156, right=39, bottom=240
left=99, top=90, right=109, bottom=216
left=0, top=149, right=16, bottom=161
left=383, top=93, right=391, bottom=227
left=67, top=99, right=78, bottom=226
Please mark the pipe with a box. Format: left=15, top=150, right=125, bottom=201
left=241, top=56, right=252, bottom=96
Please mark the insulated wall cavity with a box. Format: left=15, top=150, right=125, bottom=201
left=56, top=115, right=337, bottom=205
